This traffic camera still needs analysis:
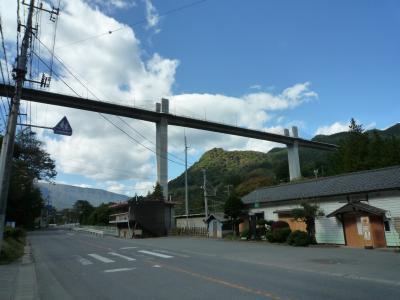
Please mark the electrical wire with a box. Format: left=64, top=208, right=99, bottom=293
left=0, top=15, right=11, bottom=86
left=48, top=0, right=60, bottom=78
left=31, top=50, right=186, bottom=167
left=35, top=36, right=189, bottom=165
left=56, top=0, right=208, bottom=49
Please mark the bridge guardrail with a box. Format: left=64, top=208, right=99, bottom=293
left=72, top=227, right=104, bottom=237
left=72, top=225, right=118, bottom=237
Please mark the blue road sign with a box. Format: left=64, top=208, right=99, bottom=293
left=53, top=116, right=72, bottom=136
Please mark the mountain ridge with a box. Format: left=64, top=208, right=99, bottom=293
left=37, top=182, right=129, bottom=209
left=169, top=123, right=400, bottom=214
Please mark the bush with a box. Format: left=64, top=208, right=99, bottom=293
left=287, top=230, right=310, bottom=247
left=256, top=219, right=267, bottom=226
left=0, top=228, right=26, bottom=264
left=266, top=231, right=274, bottom=242
left=265, top=220, right=274, bottom=226
left=266, top=228, right=292, bottom=243
left=4, top=227, right=26, bottom=239
left=271, top=221, right=289, bottom=231
left=272, top=227, right=292, bottom=243
left=240, top=229, right=249, bottom=239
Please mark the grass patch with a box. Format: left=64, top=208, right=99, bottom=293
left=0, top=227, right=26, bottom=265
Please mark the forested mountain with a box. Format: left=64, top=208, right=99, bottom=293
left=37, top=182, right=129, bottom=210
left=169, top=122, right=400, bottom=215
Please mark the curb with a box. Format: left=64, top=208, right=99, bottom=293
left=14, top=242, right=40, bottom=300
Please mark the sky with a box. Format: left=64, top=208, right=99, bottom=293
left=0, top=0, right=399, bottom=198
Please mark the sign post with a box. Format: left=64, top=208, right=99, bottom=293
left=17, top=116, right=73, bottom=136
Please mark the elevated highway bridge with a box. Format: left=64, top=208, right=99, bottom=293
left=0, top=83, right=337, bottom=199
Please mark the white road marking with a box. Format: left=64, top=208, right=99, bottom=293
left=108, top=252, right=136, bottom=261
left=138, top=250, right=173, bottom=259
left=152, top=265, right=161, bottom=268
left=103, top=268, right=136, bottom=273
left=75, top=256, right=93, bottom=265
left=152, top=249, right=190, bottom=258
left=120, top=246, right=138, bottom=250
left=88, top=253, right=115, bottom=263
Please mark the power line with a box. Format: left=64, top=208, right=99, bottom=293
left=118, top=117, right=185, bottom=163
left=48, top=0, right=60, bottom=78
left=34, top=36, right=189, bottom=166
left=38, top=37, right=198, bottom=165
left=31, top=50, right=185, bottom=167
left=99, top=114, right=185, bottom=166
left=0, top=15, right=11, bottom=86
left=56, top=0, right=208, bottom=49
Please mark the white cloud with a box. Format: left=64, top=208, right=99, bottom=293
left=315, top=120, right=377, bottom=136
left=144, top=0, right=159, bottom=29
left=315, top=122, right=349, bottom=135
left=2, top=0, right=318, bottom=194
left=84, top=0, right=136, bottom=11
left=73, top=183, right=93, bottom=188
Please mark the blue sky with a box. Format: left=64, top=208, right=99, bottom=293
left=151, top=0, right=399, bottom=132
left=1, top=0, right=399, bottom=198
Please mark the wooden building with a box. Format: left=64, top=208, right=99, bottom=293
left=242, top=166, right=400, bottom=248
left=109, top=199, right=174, bottom=238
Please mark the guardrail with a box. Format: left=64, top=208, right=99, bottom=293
left=71, top=225, right=118, bottom=237
left=72, top=227, right=104, bottom=237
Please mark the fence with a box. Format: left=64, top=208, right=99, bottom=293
left=169, top=226, right=208, bottom=237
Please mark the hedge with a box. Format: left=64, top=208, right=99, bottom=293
left=287, top=230, right=310, bottom=247
left=266, top=227, right=291, bottom=243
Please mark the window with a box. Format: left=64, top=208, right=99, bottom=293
left=255, top=212, right=265, bottom=221
left=384, top=220, right=391, bottom=232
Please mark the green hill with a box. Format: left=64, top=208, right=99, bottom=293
left=169, top=123, right=400, bottom=215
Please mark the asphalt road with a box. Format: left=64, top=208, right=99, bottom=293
left=27, top=229, right=400, bottom=300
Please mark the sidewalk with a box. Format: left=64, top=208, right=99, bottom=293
left=0, top=242, right=39, bottom=300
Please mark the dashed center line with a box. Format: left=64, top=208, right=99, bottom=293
left=138, top=250, right=173, bottom=259
left=88, top=253, right=115, bottom=263
left=103, top=268, right=136, bottom=273
left=108, top=252, right=136, bottom=261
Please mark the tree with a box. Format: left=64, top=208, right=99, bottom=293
left=13, top=131, right=57, bottom=181
left=149, top=182, right=164, bottom=201
left=292, top=202, right=324, bottom=243
left=3, top=131, right=57, bottom=229
left=87, top=203, right=110, bottom=225
left=224, top=193, right=244, bottom=235
left=334, top=118, right=369, bottom=173
left=73, top=200, right=94, bottom=225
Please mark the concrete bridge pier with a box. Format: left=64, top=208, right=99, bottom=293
left=284, top=126, right=302, bottom=181
left=155, top=99, right=169, bottom=200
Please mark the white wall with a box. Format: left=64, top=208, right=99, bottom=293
left=250, top=198, right=346, bottom=244
left=249, top=191, right=400, bottom=246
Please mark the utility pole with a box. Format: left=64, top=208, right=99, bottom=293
left=184, top=134, right=189, bottom=227
left=202, top=169, right=208, bottom=217
left=0, top=0, right=35, bottom=252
